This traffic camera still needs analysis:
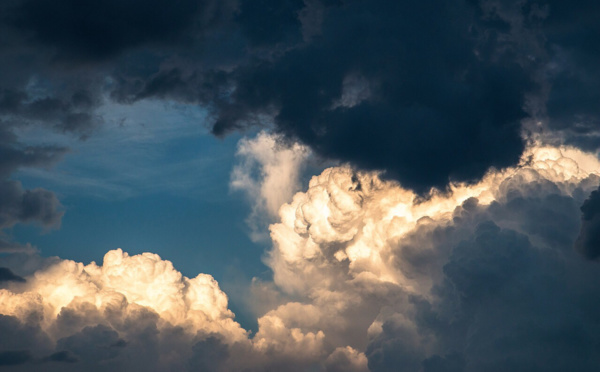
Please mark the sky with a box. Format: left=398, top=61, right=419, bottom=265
left=0, top=0, right=599, bottom=371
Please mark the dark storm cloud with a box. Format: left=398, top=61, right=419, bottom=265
left=213, top=0, right=534, bottom=192
left=475, top=0, right=600, bottom=150
left=0, top=350, right=32, bottom=366
left=7, top=0, right=237, bottom=62
left=0, top=267, right=25, bottom=283
left=41, top=351, right=79, bottom=364
left=536, top=1, right=600, bottom=143
left=236, top=0, right=305, bottom=47
left=108, top=0, right=600, bottom=191
left=0, top=0, right=598, bottom=191
left=574, top=185, right=600, bottom=260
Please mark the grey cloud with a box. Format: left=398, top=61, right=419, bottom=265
left=369, top=188, right=600, bottom=372
left=0, top=128, right=67, bottom=177
left=0, top=180, right=63, bottom=230
left=0, top=315, right=53, bottom=365
left=41, top=351, right=79, bottom=364
left=366, top=314, right=425, bottom=372
left=0, top=350, right=32, bottom=366
left=421, top=353, right=466, bottom=372
left=0, top=0, right=597, bottom=192
left=0, top=125, right=65, bottom=252
left=574, top=185, right=600, bottom=260
left=188, top=336, right=230, bottom=372
left=56, top=325, right=124, bottom=364
left=9, top=0, right=237, bottom=62
left=479, top=0, right=600, bottom=150
left=0, top=267, right=25, bottom=283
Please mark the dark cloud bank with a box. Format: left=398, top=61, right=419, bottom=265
left=0, top=0, right=598, bottom=191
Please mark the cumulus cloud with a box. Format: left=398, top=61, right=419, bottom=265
left=2, top=142, right=600, bottom=371
left=0, top=246, right=372, bottom=371
left=231, top=131, right=309, bottom=241
left=0, top=249, right=249, bottom=371
left=258, top=142, right=600, bottom=371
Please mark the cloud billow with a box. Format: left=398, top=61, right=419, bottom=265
left=1, top=143, right=600, bottom=371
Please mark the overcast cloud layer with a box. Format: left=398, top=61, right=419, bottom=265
left=1, top=0, right=600, bottom=371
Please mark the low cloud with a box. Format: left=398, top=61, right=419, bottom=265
left=2, top=143, right=599, bottom=371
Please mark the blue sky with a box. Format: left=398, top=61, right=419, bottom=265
left=10, top=100, right=271, bottom=330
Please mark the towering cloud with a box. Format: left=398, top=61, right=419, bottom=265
left=2, top=141, right=599, bottom=371
left=260, top=142, right=600, bottom=371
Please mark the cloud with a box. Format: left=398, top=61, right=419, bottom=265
left=0, top=127, right=66, bottom=253
left=574, top=185, right=600, bottom=260
left=1, top=0, right=598, bottom=192
left=0, top=179, right=63, bottom=254
left=0, top=268, right=25, bottom=283
left=213, top=0, right=536, bottom=192
left=0, top=350, right=32, bottom=366
left=2, top=141, right=600, bottom=371
left=0, top=246, right=371, bottom=371
left=230, top=131, right=309, bottom=241
left=8, top=0, right=237, bottom=62
left=0, top=249, right=248, bottom=370
left=258, top=142, right=600, bottom=371
left=0, top=180, right=63, bottom=230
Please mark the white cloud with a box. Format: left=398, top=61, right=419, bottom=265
left=231, top=131, right=310, bottom=241
left=2, top=142, right=600, bottom=371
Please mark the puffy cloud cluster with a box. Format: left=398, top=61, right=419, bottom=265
left=1, top=142, right=600, bottom=371
left=0, top=247, right=365, bottom=371
left=260, top=143, right=600, bottom=371
left=0, top=248, right=248, bottom=370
